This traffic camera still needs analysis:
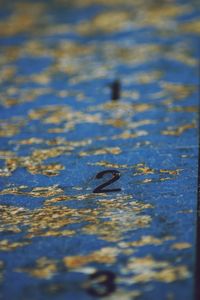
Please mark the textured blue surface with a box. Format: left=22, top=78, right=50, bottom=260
left=0, top=0, right=199, bottom=299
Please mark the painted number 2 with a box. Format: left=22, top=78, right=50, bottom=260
left=93, top=170, right=121, bottom=193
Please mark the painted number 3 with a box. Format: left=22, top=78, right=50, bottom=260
left=93, top=170, right=121, bottom=193
left=86, top=270, right=116, bottom=297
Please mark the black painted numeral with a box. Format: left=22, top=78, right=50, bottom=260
left=93, top=170, right=121, bottom=193
left=109, top=79, right=121, bottom=101
left=86, top=270, right=116, bottom=297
